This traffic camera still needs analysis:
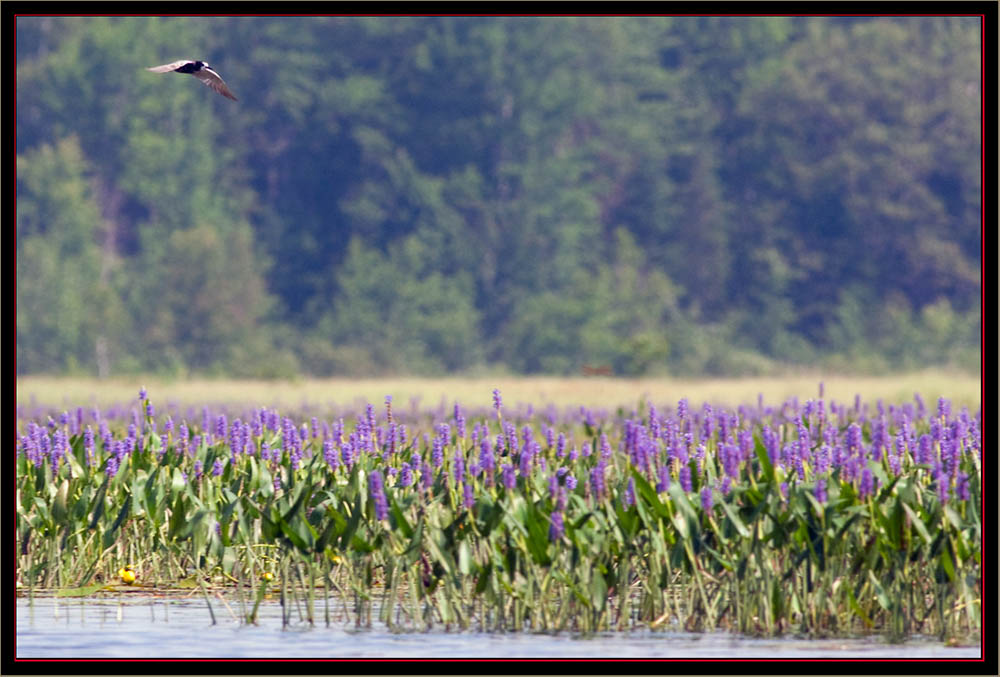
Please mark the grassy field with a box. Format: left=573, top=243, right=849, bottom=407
left=17, top=370, right=981, bottom=412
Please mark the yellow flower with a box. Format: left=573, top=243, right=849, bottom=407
left=260, top=571, right=274, bottom=582
left=118, top=564, right=136, bottom=585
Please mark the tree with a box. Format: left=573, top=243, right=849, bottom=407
left=727, top=18, right=981, bottom=351
left=319, top=236, right=483, bottom=375
left=16, top=137, right=126, bottom=374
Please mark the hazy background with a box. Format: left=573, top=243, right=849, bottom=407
left=16, top=16, right=982, bottom=380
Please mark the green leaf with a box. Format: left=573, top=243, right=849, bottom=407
left=56, top=583, right=106, bottom=598
left=458, top=540, right=472, bottom=575
left=389, top=495, right=413, bottom=539
left=901, top=502, right=932, bottom=547
left=667, top=482, right=698, bottom=541
left=339, top=494, right=363, bottom=551
left=754, top=434, right=774, bottom=483
left=522, top=501, right=552, bottom=566
left=102, top=494, right=132, bottom=550
left=939, top=546, right=956, bottom=583
left=350, top=534, right=375, bottom=553
left=72, top=484, right=92, bottom=522
left=166, top=493, right=187, bottom=540
left=171, top=467, right=186, bottom=493
left=704, top=544, right=734, bottom=571
left=474, top=561, right=493, bottom=594
left=770, top=577, right=784, bottom=619
left=221, top=546, right=237, bottom=575
left=867, top=570, right=891, bottom=611
left=720, top=497, right=751, bottom=538
left=315, top=508, right=342, bottom=554
left=671, top=511, right=690, bottom=542
left=943, top=506, right=963, bottom=530
left=180, top=507, right=210, bottom=541
left=847, top=586, right=874, bottom=628
left=571, top=511, right=594, bottom=530
left=630, top=468, right=670, bottom=519
left=51, top=479, right=70, bottom=525
left=257, top=463, right=274, bottom=498
left=590, top=567, right=608, bottom=611
left=425, top=530, right=456, bottom=577
left=277, top=512, right=313, bottom=553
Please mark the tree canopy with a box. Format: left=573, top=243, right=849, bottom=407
left=16, top=16, right=982, bottom=377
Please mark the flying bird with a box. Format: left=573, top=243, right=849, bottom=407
left=146, top=60, right=238, bottom=101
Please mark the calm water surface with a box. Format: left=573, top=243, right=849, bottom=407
left=16, top=595, right=981, bottom=659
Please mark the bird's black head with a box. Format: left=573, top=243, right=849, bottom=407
left=195, top=60, right=208, bottom=69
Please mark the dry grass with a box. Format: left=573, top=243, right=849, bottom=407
left=17, top=370, right=981, bottom=413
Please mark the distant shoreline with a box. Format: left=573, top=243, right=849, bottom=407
left=16, top=371, right=982, bottom=412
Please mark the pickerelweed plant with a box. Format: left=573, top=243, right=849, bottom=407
left=15, top=388, right=981, bottom=640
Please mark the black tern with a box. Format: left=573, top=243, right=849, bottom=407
left=146, top=60, right=238, bottom=101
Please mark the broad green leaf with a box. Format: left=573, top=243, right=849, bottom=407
left=56, top=583, right=105, bottom=598
left=51, top=479, right=70, bottom=525
left=901, top=502, right=932, bottom=546
left=720, top=498, right=751, bottom=538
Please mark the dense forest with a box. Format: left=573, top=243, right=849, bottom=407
left=15, top=16, right=982, bottom=378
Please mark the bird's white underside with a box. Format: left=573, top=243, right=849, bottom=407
left=146, top=61, right=237, bottom=100
left=146, top=60, right=194, bottom=73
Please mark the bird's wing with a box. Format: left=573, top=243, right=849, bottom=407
left=193, top=67, right=239, bottom=101
left=146, top=60, right=194, bottom=73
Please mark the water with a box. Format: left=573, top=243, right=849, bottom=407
left=16, top=596, right=981, bottom=659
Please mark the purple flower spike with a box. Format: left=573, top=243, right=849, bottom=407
left=420, top=462, right=433, bottom=492
left=492, top=389, right=503, bottom=412
left=518, top=443, right=534, bottom=478
left=549, top=511, right=565, bottom=542
left=859, top=467, right=874, bottom=500
left=917, top=434, right=933, bottom=465
left=679, top=465, right=692, bottom=492
left=933, top=463, right=950, bottom=504
left=478, top=439, right=495, bottom=486
left=462, top=481, right=475, bottom=510
left=105, top=455, right=119, bottom=479
left=590, top=460, right=607, bottom=500
left=624, top=478, right=636, bottom=507
left=502, top=464, right=516, bottom=490
left=323, top=437, right=338, bottom=470
left=955, top=472, right=970, bottom=502
left=937, top=397, right=951, bottom=421
left=814, top=479, right=827, bottom=504
left=700, top=485, right=714, bottom=511
left=453, top=448, right=465, bottom=485
left=84, top=426, right=95, bottom=466
left=399, top=463, right=413, bottom=488
left=369, top=470, right=389, bottom=521
left=600, top=433, right=612, bottom=460
left=656, top=465, right=670, bottom=493
left=548, top=473, right=559, bottom=500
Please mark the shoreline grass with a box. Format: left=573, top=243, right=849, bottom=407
left=16, top=370, right=982, bottom=412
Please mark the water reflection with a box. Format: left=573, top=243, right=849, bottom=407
left=16, top=596, right=981, bottom=659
